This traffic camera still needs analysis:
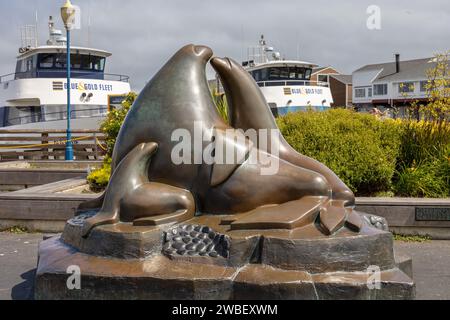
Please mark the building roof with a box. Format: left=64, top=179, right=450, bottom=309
left=331, top=74, right=352, bottom=85
left=312, top=66, right=339, bottom=75
left=354, top=57, right=437, bottom=82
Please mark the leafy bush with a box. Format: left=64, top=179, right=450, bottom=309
left=100, top=92, right=137, bottom=158
left=277, top=109, right=450, bottom=197
left=394, top=160, right=449, bottom=198
left=277, top=109, right=403, bottom=195
left=87, top=156, right=112, bottom=192
left=87, top=92, right=137, bottom=190
left=393, top=119, right=450, bottom=197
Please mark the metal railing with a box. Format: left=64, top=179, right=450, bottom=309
left=256, top=80, right=329, bottom=88
left=0, top=71, right=130, bottom=83
left=4, top=107, right=108, bottom=127
left=0, top=73, right=16, bottom=83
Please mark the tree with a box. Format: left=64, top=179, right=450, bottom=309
left=424, top=51, right=450, bottom=122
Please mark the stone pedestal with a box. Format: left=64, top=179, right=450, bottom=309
left=35, top=212, right=415, bottom=300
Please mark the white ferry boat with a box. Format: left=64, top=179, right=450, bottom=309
left=243, top=36, right=333, bottom=116
left=0, top=16, right=131, bottom=130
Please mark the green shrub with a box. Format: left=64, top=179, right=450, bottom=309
left=394, top=162, right=449, bottom=198
left=277, top=109, right=403, bottom=195
left=87, top=157, right=112, bottom=192
left=397, top=120, right=450, bottom=169
left=100, top=92, right=137, bottom=158
left=87, top=93, right=137, bottom=191
left=393, top=120, right=450, bottom=198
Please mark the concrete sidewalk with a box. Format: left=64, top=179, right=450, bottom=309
left=0, top=232, right=449, bottom=300
left=0, top=232, right=41, bottom=300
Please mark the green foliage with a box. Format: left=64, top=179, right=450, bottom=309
left=394, top=156, right=450, bottom=198
left=1, top=226, right=29, bottom=234
left=393, top=120, right=450, bottom=198
left=100, top=92, right=138, bottom=158
left=277, top=109, right=403, bottom=195
left=87, top=92, right=137, bottom=191
left=277, top=109, right=450, bottom=197
left=87, top=156, right=112, bottom=192
left=393, top=233, right=432, bottom=242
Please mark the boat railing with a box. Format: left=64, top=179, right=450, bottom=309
left=0, top=71, right=130, bottom=83
left=0, top=73, right=16, bottom=83
left=256, top=80, right=329, bottom=88
left=4, top=107, right=108, bottom=127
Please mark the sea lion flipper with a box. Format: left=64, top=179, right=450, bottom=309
left=81, top=208, right=120, bottom=238
left=81, top=142, right=159, bottom=238
left=76, top=193, right=105, bottom=214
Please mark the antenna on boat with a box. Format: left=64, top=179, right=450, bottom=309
left=35, top=10, right=39, bottom=47
left=87, top=0, right=92, bottom=47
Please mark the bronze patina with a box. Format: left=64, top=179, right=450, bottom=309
left=81, top=44, right=359, bottom=237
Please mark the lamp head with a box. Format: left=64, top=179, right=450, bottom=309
left=61, top=0, right=76, bottom=30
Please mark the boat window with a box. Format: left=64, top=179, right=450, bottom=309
left=43, top=105, right=108, bottom=121
left=92, top=56, right=105, bottom=71
left=4, top=107, right=42, bottom=126
left=305, top=69, right=312, bottom=80
left=252, top=70, right=261, bottom=82
left=38, top=53, right=105, bottom=72
left=279, top=68, right=289, bottom=79
left=261, top=68, right=268, bottom=81
left=266, top=67, right=311, bottom=81
left=54, top=54, right=67, bottom=68
left=268, top=68, right=279, bottom=80
left=0, top=108, right=5, bottom=127
left=39, top=54, right=55, bottom=68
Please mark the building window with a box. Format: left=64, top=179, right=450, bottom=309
left=399, top=82, right=415, bottom=93
left=318, top=74, right=329, bottom=83
left=368, top=88, right=373, bottom=97
left=373, top=84, right=388, bottom=96
left=420, top=81, right=428, bottom=92
left=355, top=88, right=366, bottom=98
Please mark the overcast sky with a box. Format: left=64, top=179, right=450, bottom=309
left=0, top=0, right=449, bottom=91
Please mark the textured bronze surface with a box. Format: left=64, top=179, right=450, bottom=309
left=80, top=44, right=355, bottom=236
left=211, top=57, right=355, bottom=207
left=81, top=143, right=195, bottom=237
left=230, top=196, right=323, bottom=230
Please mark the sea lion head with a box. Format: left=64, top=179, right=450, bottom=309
left=211, top=57, right=278, bottom=131
left=112, top=45, right=227, bottom=178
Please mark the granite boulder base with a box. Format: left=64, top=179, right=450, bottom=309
left=35, top=213, right=415, bottom=300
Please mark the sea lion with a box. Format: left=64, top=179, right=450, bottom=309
left=81, top=44, right=355, bottom=237
left=81, top=142, right=195, bottom=237
left=210, top=57, right=355, bottom=206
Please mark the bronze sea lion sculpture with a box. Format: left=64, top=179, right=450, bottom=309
left=211, top=57, right=355, bottom=207
left=81, top=142, right=195, bottom=236
left=81, top=44, right=362, bottom=237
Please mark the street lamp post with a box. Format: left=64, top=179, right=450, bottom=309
left=61, top=0, right=76, bottom=161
